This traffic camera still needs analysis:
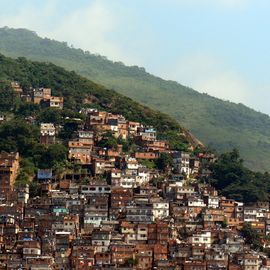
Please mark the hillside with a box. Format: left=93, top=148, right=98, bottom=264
left=0, top=53, right=190, bottom=153
left=0, top=27, right=270, bottom=170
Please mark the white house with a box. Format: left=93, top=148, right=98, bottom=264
left=190, top=231, right=212, bottom=248
left=152, top=201, right=169, bottom=220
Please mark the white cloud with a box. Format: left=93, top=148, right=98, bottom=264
left=204, top=0, right=247, bottom=8
left=165, top=0, right=249, bottom=10
left=215, top=0, right=248, bottom=8
left=0, top=1, right=138, bottom=64
left=194, top=72, right=250, bottom=103
left=0, top=1, right=56, bottom=30
left=162, top=53, right=251, bottom=104
left=48, top=1, right=129, bottom=62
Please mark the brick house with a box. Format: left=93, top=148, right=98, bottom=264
left=0, top=152, right=20, bottom=199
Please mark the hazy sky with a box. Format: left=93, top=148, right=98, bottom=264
left=0, top=0, right=270, bottom=114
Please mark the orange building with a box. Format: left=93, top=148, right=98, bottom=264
left=68, top=141, right=92, bottom=164
left=135, top=244, right=153, bottom=270
left=227, top=218, right=244, bottom=230
left=135, top=152, right=159, bottom=160
left=250, top=221, right=265, bottom=236
left=33, top=88, right=51, bottom=104
left=145, top=140, right=169, bottom=152
left=0, top=152, right=20, bottom=198
left=49, top=96, right=64, bottom=109
left=10, top=82, right=23, bottom=96
left=220, top=198, right=236, bottom=219
left=183, top=260, right=207, bottom=270
left=110, top=244, right=135, bottom=266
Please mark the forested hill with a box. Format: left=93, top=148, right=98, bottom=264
left=0, top=53, right=190, bottom=151
left=0, top=27, right=270, bottom=171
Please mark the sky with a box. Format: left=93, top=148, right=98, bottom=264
left=0, top=0, right=269, bottom=113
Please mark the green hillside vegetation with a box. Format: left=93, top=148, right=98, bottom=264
left=0, top=54, right=189, bottom=157
left=207, top=149, right=270, bottom=203
left=0, top=27, right=269, bottom=171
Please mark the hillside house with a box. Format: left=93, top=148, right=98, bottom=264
left=85, top=110, right=106, bottom=129
left=40, top=123, right=56, bottom=145
left=189, top=231, right=212, bottom=248
left=33, top=88, right=51, bottom=104
left=92, top=158, right=115, bottom=175
left=77, top=130, right=94, bottom=144
left=22, top=240, right=41, bottom=258
left=81, top=184, right=111, bottom=196
left=106, top=116, right=119, bottom=133
left=110, top=187, right=133, bottom=219
left=119, top=174, right=136, bottom=189
left=135, top=245, right=153, bottom=269
left=91, top=228, right=111, bottom=253
left=37, top=169, right=53, bottom=182
left=10, top=81, right=23, bottom=96
left=118, top=118, right=129, bottom=139
left=244, top=207, right=258, bottom=222
left=137, top=126, right=157, bottom=141
left=110, top=244, right=135, bottom=266
left=68, top=141, right=92, bottom=164
left=49, top=96, right=64, bottom=109
left=126, top=157, right=139, bottom=173
left=0, top=115, right=6, bottom=124
left=0, top=152, right=20, bottom=199
left=206, top=196, right=220, bottom=209
left=136, top=168, right=151, bottom=186
left=121, top=222, right=148, bottom=244
left=144, top=140, right=169, bottom=152
left=135, top=151, right=159, bottom=160
left=126, top=202, right=154, bottom=223
left=128, top=121, right=141, bottom=136
left=243, top=253, right=260, bottom=270
left=151, top=199, right=169, bottom=220
left=148, top=222, right=169, bottom=245
left=172, top=151, right=190, bottom=177
left=84, top=195, right=109, bottom=228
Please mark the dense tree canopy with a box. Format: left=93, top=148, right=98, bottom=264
left=0, top=118, right=67, bottom=170
left=96, top=132, right=119, bottom=150
left=0, top=53, right=188, bottom=149
left=241, top=222, right=263, bottom=251
left=208, top=149, right=270, bottom=203
left=0, top=119, right=39, bottom=155
left=156, top=152, right=173, bottom=172
left=0, top=82, right=19, bottom=112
